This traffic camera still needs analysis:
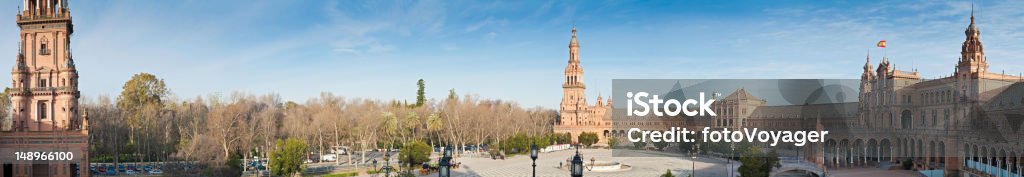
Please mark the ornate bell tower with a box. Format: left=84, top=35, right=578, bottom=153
left=1, top=2, right=89, bottom=177
left=561, top=26, right=588, bottom=126
left=957, top=10, right=987, bottom=77
left=11, top=0, right=81, bottom=132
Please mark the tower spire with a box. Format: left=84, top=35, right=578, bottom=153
left=572, top=25, right=576, bottom=38
left=863, top=49, right=871, bottom=70
left=971, top=0, right=975, bottom=24
left=565, top=25, right=583, bottom=87
left=571, top=25, right=577, bottom=42
left=568, top=24, right=580, bottom=62
left=959, top=3, right=986, bottom=75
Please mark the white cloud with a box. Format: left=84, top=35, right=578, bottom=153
left=321, top=0, right=448, bottom=55
left=332, top=37, right=395, bottom=55
left=465, top=17, right=509, bottom=32
left=484, top=32, right=498, bottom=41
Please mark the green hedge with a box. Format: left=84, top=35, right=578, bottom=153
left=496, top=134, right=558, bottom=155
left=321, top=172, right=360, bottom=177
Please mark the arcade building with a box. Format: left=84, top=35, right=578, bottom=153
left=565, top=11, right=1024, bottom=177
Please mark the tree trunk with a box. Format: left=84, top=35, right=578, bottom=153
left=223, top=136, right=231, bottom=159
left=318, top=127, right=324, bottom=163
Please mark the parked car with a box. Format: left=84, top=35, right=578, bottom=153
left=125, top=169, right=138, bottom=175
left=249, top=161, right=266, bottom=170
left=321, top=154, right=338, bottom=162
left=105, top=167, right=116, bottom=176
left=149, top=169, right=163, bottom=175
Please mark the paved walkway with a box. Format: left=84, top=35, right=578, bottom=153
left=351, top=149, right=927, bottom=177
left=827, top=167, right=920, bottom=177
left=436, top=149, right=737, bottom=177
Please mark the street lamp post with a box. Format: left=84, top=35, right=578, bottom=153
left=530, top=144, right=539, bottom=177
left=692, top=144, right=700, bottom=177
left=372, top=159, right=378, bottom=175
left=439, top=146, right=452, bottom=177
left=730, top=142, right=735, bottom=177
left=691, top=148, right=695, bottom=177
left=571, top=145, right=584, bottom=177
left=382, top=150, right=392, bottom=177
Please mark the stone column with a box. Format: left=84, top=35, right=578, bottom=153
left=864, top=146, right=868, bottom=167
left=1002, top=157, right=1007, bottom=177
left=1000, top=157, right=1005, bottom=177
left=834, top=145, right=839, bottom=167
left=1018, top=157, right=1022, bottom=177
left=965, top=149, right=969, bottom=170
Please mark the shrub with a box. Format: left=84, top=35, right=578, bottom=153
left=607, top=137, right=620, bottom=148
left=269, top=138, right=307, bottom=176
left=737, top=146, right=779, bottom=177
left=578, top=132, right=599, bottom=147
left=223, top=152, right=243, bottom=177
left=903, top=158, right=914, bottom=170
left=399, top=140, right=432, bottom=168
left=653, top=140, right=669, bottom=150
left=322, top=172, right=360, bottom=177
left=660, top=169, right=675, bottom=177
left=498, top=134, right=553, bottom=156
left=630, top=133, right=647, bottom=149
left=398, top=171, right=416, bottom=177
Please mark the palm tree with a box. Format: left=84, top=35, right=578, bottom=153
left=381, top=112, right=398, bottom=150
left=426, top=113, right=442, bottom=154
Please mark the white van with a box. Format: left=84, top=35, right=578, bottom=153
left=321, top=154, right=338, bottom=162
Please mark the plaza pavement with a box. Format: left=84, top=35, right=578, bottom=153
left=434, top=149, right=737, bottom=177
left=826, top=167, right=921, bottom=177
left=354, top=149, right=922, bottom=177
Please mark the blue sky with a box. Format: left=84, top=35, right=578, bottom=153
left=0, top=0, right=1022, bottom=109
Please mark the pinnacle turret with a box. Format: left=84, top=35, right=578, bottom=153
left=958, top=7, right=987, bottom=75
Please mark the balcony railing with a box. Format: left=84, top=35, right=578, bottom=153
left=18, top=12, right=70, bottom=21
left=965, top=160, right=1020, bottom=177
left=25, top=86, right=74, bottom=92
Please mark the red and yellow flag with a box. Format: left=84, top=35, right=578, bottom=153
left=876, top=40, right=886, bottom=48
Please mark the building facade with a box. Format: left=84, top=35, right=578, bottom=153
left=744, top=12, right=1023, bottom=177
left=0, top=0, right=89, bottom=176
left=711, top=88, right=765, bottom=130
left=585, top=12, right=1022, bottom=177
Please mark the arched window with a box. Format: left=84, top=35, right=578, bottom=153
left=37, top=101, right=47, bottom=119
left=920, top=110, right=926, bottom=126
left=901, top=110, right=912, bottom=129
left=39, top=38, right=49, bottom=55
left=943, top=109, right=950, bottom=129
